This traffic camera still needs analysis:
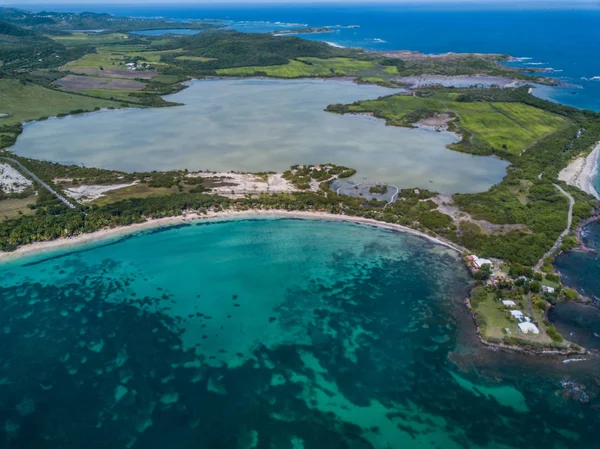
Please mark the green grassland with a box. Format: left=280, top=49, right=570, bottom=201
left=175, top=55, right=216, bottom=62
left=0, top=79, right=120, bottom=125
left=216, top=57, right=398, bottom=79
left=61, top=50, right=122, bottom=70
left=0, top=196, right=36, bottom=221
left=60, top=46, right=180, bottom=70
left=331, top=91, right=566, bottom=155
left=472, top=291, right=561, bottom=347
left=50, top=32, right=131, bottom=46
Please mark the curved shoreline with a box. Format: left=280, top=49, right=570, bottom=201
left=558, top=142, right=600, bottom=200
left=0, top=210, right=465, bottom=263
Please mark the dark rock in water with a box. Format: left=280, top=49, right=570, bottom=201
left=269, top=317, right=277, bottom=323
left=556, top=380, right=591, bottom=404
left=233, top=304, right=240, bottom=307
left=232, top=294, right=238, bottom=300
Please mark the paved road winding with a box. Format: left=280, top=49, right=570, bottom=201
left=0, top=156, right=77, bottom=209
left=534, top=183, right=574, bottom=271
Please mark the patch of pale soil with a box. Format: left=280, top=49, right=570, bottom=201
left=417, top=113, right=454, bottom=129
left=396, top=75, right=520, bottom=89
left=55, top=74, right=146, bottom=91
left=62, top=67, right=157, bottom=80
left=65, top=182, right=137, bottom=202
left=0, top=163, right=33, bottom=194
left=369, top=50, right=503, bottom=61
left=433, top=194, right=530, bottom=235
left=191, top=173, right=298, bottom=197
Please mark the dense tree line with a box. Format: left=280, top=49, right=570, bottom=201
left=158, top=31, right=350, bottom=72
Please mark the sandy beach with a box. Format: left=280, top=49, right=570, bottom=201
left=0, top=210, right=465, bottom=263
left=558, top=142, right=600, bottom=199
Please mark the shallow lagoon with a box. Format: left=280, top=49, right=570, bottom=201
left=0, top=218, right=598, bottom=448
left=11, top=79, right=509, bottom=193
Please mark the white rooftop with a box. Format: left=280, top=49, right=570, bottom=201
left=510, top=310, right=524, bottom=319
left=473, top=256, right=493, bottom=267
left=518, top=322, right=540, bottom=334
left=502, top=300, right=516, bottom=307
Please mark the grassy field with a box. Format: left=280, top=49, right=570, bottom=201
left=92, top=184, right=197, bottom=205
left=0, top=79, right=120, bottom=125
left=475, top=294, right=554, bottom=345
left=50, top=32, right=131, bottom=46
left=61, top=50, right=124, bottom=71
left=217, top=57, right=398, bottom=79
left=342, top=92, right=567, bottom=154
left=175, top=55, right=216, bottom=62
left=0, top=196, right=36, bottom=221
left=60, top=46, right=170, bottom=70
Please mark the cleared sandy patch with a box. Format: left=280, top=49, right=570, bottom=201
left=397, top=75, right=520, bottom=89
left=56, top=75, right=146, bottom=91
left=0, top=163, right=33, bottom=194
left=65, top=182, right=137, bottom=202
left=64, top=67, right=157, bottom=79
left=417, top=113, right=455, bottom=129
left=193, top=173, right=298, bottom=197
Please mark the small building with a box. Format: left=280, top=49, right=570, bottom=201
left=502, top=300, right=517, bottom=307
left=542, top=285, right=555, bottom=294
left=470, top=255, right=493, bottom=270
left=518, top=322, right=540, bottom=334
left=510, top=310, right=524, bottom=321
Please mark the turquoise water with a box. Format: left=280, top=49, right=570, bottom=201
left=1, top=218, right=599, bottom=448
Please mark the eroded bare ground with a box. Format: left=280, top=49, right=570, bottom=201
left=190, top=173, right=300, bottom=198
left=369, top=50, right=504, bottom=61
left=55, top=75, right=146, bottom=91
left=417, top=113, right=454, bottom=128
left=433, top=194, right=531, bottom=235
left=63, top=68, right=158, bottom=79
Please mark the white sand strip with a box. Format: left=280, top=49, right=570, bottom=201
left=0, top=210, right=464, bottom=262
left=558, top=143, right=600, bottom=199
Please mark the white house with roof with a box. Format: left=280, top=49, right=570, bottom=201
left=510, top=310, right=524, bottom=321
left=542, top=285, right=555, bottom=294
left=518, top=322, right=540, bottom=334
left=502, top=299, right=517, bottom=308
left=469, top=255, right=493, bottom=270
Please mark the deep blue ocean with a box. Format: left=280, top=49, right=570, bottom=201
left=26, top=3, right=600, bottom=112
left=26, top=3, right=600, bottom=195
